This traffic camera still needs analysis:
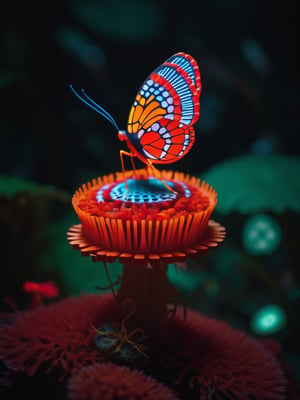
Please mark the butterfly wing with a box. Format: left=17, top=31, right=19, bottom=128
left=163, top=52, right=202, bottom=94
left=138, top=118, right=195, bottom=164
left=127, top=52, right=201, bottom=163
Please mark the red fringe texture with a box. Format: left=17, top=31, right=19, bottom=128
left=259, top=338, right=300, bottom=400
left=0, top=294, right=291, bottom=399
left=0, top=293, right=119, bottom=378
left=72, top=169, right=216, bottom=221
left=163, top=308, right=288, bottom=400
left=67, top=362, right=179, bottom=400
left=67, top=169, right=225, bottom=264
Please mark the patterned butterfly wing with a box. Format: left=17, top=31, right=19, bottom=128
left=164, top=52, right=202, bottom=94
left=138, top=118, right=195, bottom=164
left=127, top=53, right=201, bottom=164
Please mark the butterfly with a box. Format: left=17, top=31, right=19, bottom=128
left=70, top=52, right=201, bottom=192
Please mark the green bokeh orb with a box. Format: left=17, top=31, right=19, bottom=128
left=242, top=214, right=281, bottom=255
left=250, top=304, right=287, bottom=335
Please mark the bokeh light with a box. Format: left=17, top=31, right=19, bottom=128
left=242, top=214, right=281, bottom=255
left=250, top=304, right=287, bottom=335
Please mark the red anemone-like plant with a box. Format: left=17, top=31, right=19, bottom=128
left=0, top=293, right=289, bottom=399
left=67, top=362, right=179, bottom=400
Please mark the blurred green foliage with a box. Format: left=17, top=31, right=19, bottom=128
left=40, top=212, right=123, bottom=296
left=0, top=174, right=69, bottom=201
left=0, top=175, right=70, bottom=306
left=201, top=154, right=300, bottom=214
left=0, top=174, right=123, bottom=307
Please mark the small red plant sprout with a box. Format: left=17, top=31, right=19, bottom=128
left=22, top=281, right=59, bottom=309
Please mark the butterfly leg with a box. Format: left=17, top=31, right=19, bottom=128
left=119, top=150, right=137, bottom=198
left=119, top=150, right=137, bottom=173
left=147, top=161, right=178, bottom=194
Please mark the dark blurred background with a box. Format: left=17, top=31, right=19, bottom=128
left=1, top=0, right=299, bottom=392
left=1, top=0, right=299, bottom=188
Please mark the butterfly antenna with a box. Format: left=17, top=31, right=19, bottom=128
left=80, top=89, right=120, bottom=129
left=69, top=84, right=120, bottom=131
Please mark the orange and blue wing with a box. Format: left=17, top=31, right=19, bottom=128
left=127, top=52, right=201, bottom=164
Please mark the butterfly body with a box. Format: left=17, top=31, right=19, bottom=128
left=117, top=129, right=149, bottom=165
left=70, top=52, right=201, bottom=172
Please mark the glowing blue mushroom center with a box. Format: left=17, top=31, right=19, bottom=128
left=96, top=177, right=191, bottom=204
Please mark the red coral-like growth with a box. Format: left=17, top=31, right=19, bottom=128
left=67, top=362, right=179, bottom=400
left=0, top=293, right=290, bottom=400
left=163, top=308, right=287, bottom=400
left=0, top=294, right=119, bottom=378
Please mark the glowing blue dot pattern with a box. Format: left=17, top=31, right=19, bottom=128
left=96, top=184, right=110, bottom=202
left=242, top=213, right=281, bottom=255
left=96, top=177, right=191, bottom=204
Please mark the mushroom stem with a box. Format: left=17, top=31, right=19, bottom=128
left=116, top=262, right=177, bottom=335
